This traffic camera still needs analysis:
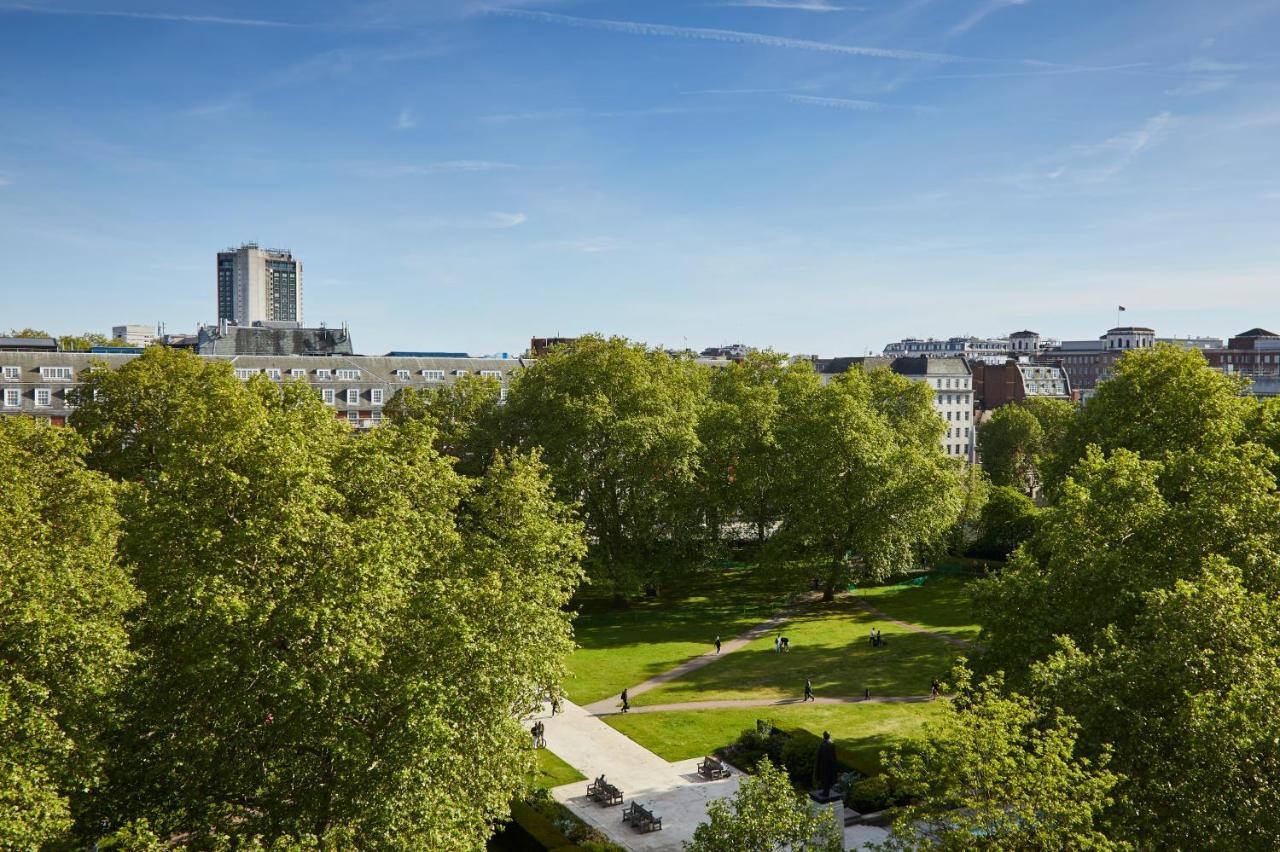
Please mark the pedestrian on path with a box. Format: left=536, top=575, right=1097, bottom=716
left=804, top=678, right=815, bottom=702
left=931, top=679, right=940, bottom=700
left=775, top=634, right=781, bottom=653
left=869, top=626, right=876, bottom=646
left=715, top=635, right=721, bottom=654
left=620, top=688, right=630, bottom=713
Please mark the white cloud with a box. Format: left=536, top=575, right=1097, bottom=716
left=1165, top=77, right=1233, bottom=96
left=718, top=0, right=857, bottom=11
left=949, top=0, right=1029, bottom=36
left=0, top=175, right=10, bottom=187
left=1016, top=112, right=1178, bottom=186
left=0, top=2, right=303, bottom=27
left=356, top=160, right=517, bottom=177
left=393, top=107, right=417, bottom=130
left=495, top=9, right=962, bottom=62
left=785, top=94, right=884, bottom=111
left=486, top=211, right=527, bottom=228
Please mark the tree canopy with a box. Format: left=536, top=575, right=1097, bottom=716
left=686, top=757, right=843, bottom=852
left=0, top=417, right=135, bottom=848
left=67, top=347, right=585, bottom=848
left=770, top=365, right=965, bottom=595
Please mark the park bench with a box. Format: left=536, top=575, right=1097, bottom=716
left=588, top=777, right=623, bottom=806
left=698, top=755, right=731, bottom=780
left=624, top=802, right=662, bottom=832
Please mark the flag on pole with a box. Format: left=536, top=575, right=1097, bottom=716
left=1118, top=305, right=1127, bottom=311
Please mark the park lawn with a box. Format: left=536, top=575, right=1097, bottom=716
left=532, top=748, right=584, bottom=789
left=855, top=574, right=982, bottom=643
left=565, top=565, right=805, bottom=704
left=631, top=596, right=961, bottom=706
left=605, top=701, right=943, bottom=775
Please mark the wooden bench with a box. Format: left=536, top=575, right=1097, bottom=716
left=698, top=755, right=731, bottom=780
left=625, top=802, right=661, bottom=833
left=588, top=777, right=623, bottom=806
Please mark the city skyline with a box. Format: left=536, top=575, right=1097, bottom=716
left=1, top=0, right=1277, bottom=355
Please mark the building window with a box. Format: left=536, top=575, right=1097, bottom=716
left=3, top=388, right=19, bottom=407
left=34, top=388, right=51, bottom=407
left=315, top=369, right=332, bottom=380
left=2, top=366, right=18, bottom=380
left=40, top=366, right=73, bottom=380
left=479, top=370, right=502, bottom=378
left=421, top=370, right=444, bottom=381
left=235, top=368, right=256, bottom=380
left=266, top=368, right=282, bottom=381
left=346, top=388, right=360, bottom=405
left=322, top=388, right=335, bottom=405
left=395, top=369, right=410, bottom=380
left=371, top=409, right=383, bottom=424
left=347, top=410, right=360, bottom=424
left=371, top=388, right=384, bottom=405
left=290, top=368, right=306, bottom=378
left=336, top=369, right=360, bottom=380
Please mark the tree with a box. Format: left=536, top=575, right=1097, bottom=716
left=7, top=326, right=52, bottom=338
left=1025, top=559, right=1280, bottom=848
left=60, top=332, right=128, bottom=351
left=698, top=351, right=789, bottom=545
left=384, top=373, right=503, bottom=475
left=877, top=664, right=1125, bottom=851
left=770, top=365, right=965, bottom=597
left=74, top=347, right=586, bottom=848
left=971, top=347, right=1280, bottom=845
left=686, top=757, right=843, bottom=852
left=503, top=335, right=706, bottom=595
left=977, top=397, right=1074, bottom=495
left=972, top=485, right=1038, bottom=560
left=0, top=417, right=136, bottom=848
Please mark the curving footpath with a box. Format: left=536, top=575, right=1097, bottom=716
left=851, top=597, right=974, bottom=649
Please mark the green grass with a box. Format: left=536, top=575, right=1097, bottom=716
left=631, top=596, right=962, bottom=705
left=605, top=701, right=942, bottom=775
left=532, top=748, right=584, bottom=789
left=855, top=575, right=981, bottom=643
left=565, top=565, right=806, bottom=704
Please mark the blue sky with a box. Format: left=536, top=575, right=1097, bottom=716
left=1, top=0, right=1277, bottom=355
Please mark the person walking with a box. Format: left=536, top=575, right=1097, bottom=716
left=620, top=688, right=630, bottom=713
left=714, top=635, right=722, bottom=654
left=930, top=679, right=941, bottom=700
left=775, top=634, right=781, bottom=653
left=869, top=626, right=876, bottom=646
left=804, top=678, right=815, bottom=702
left=550, top=694, right=561, bottom=716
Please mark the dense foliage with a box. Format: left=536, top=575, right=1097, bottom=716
left=686, top=757, right=843, bottom=852
left=0, top=347, right=589, bottom=849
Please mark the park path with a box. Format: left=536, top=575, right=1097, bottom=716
left=606, top=694, right=932, bottom=715
left=851, top=596, right=973, bottom=649
left=580, top=591, right=820, bottom=716
left=527, top=698, right=746, bottom=851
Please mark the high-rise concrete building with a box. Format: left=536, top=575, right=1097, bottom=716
left=111, top=324, right=155, bottom=347
left=216, top=243, right=303, bottom=325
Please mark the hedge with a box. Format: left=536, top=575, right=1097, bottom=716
left=496, top=801, right=581, bottom=851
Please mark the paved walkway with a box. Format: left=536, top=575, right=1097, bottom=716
left=852, top=597, right=973, bottom=649
left=606, top=694, right=931, bottom=715
left=528, top=699, right=744, bottom=851
left=526, top=700, right=888, bottom=850
left=581, top=592, right=820, bottom=715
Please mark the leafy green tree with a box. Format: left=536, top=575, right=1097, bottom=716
left=60, top=332, right=128, bottom=351
left=977, top=397, right=1073, bottom=495
left=946, top=463, right=990, bottom=556
left=503, top=335, right=706, bottom=595
left=972, top=346, right=1280, bottom=845
left=0, top=417, right=136, bottom=848
left=877, top=663, right=1125, bottom=851
left=686, top=757, right=843, bottom=852
left=74, top=347, right=585, bottom=848
left=1043, top=344, right=1251, bottom=487
left=384, top=372, right=503, bottom=475
left=771, top=365, right=965, bottom=597
left=698, top=351, right=789, bottom=545
left=972, top=485, right=1038, bottom=560
left=7, top=327, right=51, bottom=338
left=1026, top=559, right=1280, bottom=848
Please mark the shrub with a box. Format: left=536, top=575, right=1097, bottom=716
left=847, top=775, right=894, bottom=813
left=780, top=730, right=820, bottom=787
left=506, top=801, right=576, bottom=850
